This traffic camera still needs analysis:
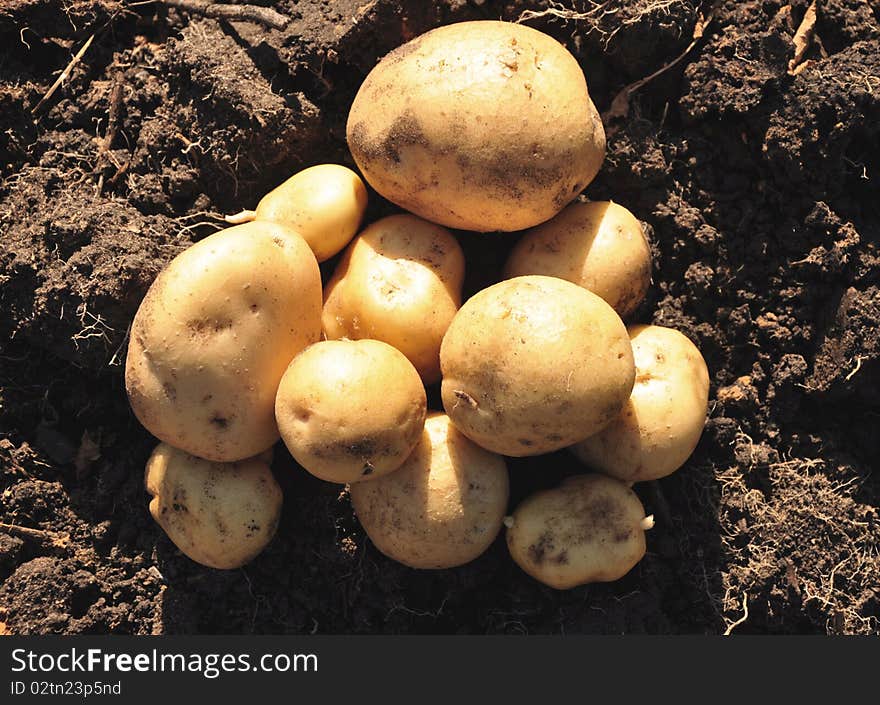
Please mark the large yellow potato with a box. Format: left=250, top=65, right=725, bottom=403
left=440, top=275, right=635, bottom=456
left=346, top=20, right=605, bottom=232
left=145, top=443, right=283, bottom=570
left=349, top=413, right=509, bottom=569
left=506, top=474, right=654, bottom=589
left=572, top=325, right=710, bottom=483
left=504, top=201, right=652, bottom=319
left=253, top=164, right=368, bottom=262
left=275, top=339, right=427, bottom=484
left=125, top=220, right=322, bottom=462
left=322, top=214, right=465, bottom=384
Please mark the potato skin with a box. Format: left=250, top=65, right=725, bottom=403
left=275, top=339, right=427, bottom=484
left=346, top=20, right=605, bottom=232
left=440, top=275, right=635, bottom=456
left=572, top=325, right=710, bottom=483
left=506, top=474, right=649, bottom=589
left=145, top=443, right=283, bottom=570
left=322, top=214, right=465, bottom=384
left=254, top=164, right=368, bottom=262
left=504, top=201, right=652, bottom=319
left=350, top=412, right=509, bottom=569
left=125, top=220, right=322, bottom=462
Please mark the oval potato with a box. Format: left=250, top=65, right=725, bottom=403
left=504, top=201, right=652, bottom=319
left=125, top=220, right=322, bottom=462
left=572, top=324, right=710, bottom=483
left=506, top=474, right=652, bottom=589
left=275, top=339, right=427, bottom=484
left=346, top=20, right=605, bottom=232
left=350, top=412, right=509, bottom=569
left=254, top=164, right=368, bottom=262
left=322, top=214, right=465, bottom=384
left=145, top=443, right=283, bottom=570
left=440, top=275, right=635, bottom=456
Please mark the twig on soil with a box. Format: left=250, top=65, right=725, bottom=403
left=601, top=6, right=715, bottom=136
left=787, top=1, right=817, bottom=76
left=95, top=71, right=125, bottom=194
left=0, top=523, right=70, bottom=549
left=158, top=0, right=290, bottom=30
left=844, top=356, right=863, bottom=382
left=723, top=591, right=749, bottom=635
left=32, top=34, right=95, bottom=115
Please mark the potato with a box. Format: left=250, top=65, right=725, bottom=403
left=125, top=220, right=322, bottom=462
left=506, top=474, right=654, bottom=589
left=346, top=20, right=605, bottom=232
left=252, top=164, right=368, bottom=263
left=349, top=412, right=509, bottom=569
left=275, top=339, right=427, bottom=484
left=145, top=443, right=283, bottom=570
left=571, top=324, right=710, bottom=483
left=440, top=275, right=635, bottom=456
left=322, top=214, right=465, bottom=384
left=504, top=201, right=652, bottom=319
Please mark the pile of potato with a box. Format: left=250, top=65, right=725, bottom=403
left=125, top=21, right=709, bottom=588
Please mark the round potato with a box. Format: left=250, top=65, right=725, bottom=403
left=253, top=164, right=368, bottom=262
left=506, top=474, right=654, bottom=589
left=346, top=20, right=605, bottom=232
left=275, top=339, right=427, bottom=484
left=440, top=275, right=635, bottom=456
left=125, top=220, right=322, bottom=462
left=145, top=443, right=283, bottom=570
left=504, top=201, right=652, bottom=319
left=572, top=324, right=710, bottom=483
left=350, top=412, right=509, bottom=569
left=322, top=214, right=465, bottom=384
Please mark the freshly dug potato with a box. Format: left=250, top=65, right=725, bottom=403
left=275, top=339, right=427, bottom=484
left=440, top=275, right=635, bottom=456
left=251, top=164, right=368, bottom=262
left=346, top=20, right=605, bottom=232
left=145, top=443, right=283, bottom=570
left=125, top=220, right=322, bottom=462
left=322, top=214, right=465, bottom=384
left=506, top=474, right=654, bottom=589
left=572, top=324, right=710, bottom=483
left=504, top=201, right=652, bottom=319
left=350, top=412, right=509, bottom=569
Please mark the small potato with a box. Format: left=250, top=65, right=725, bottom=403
left=506, top=474, right=654, bottom=589
left=275, top=339, right=427, bottom=484
left=571, top=324, right=710, bottom=483
left=125, top=220, right=322, bottom=462
left=253, top=164, right=368, bottom=262
left=350, top=412, right=509, bottom=569
left=145, top=443, right=283, bottom=570
left=322, top=214, right=465, bottom=384
left=504, top=201, right=652, bottom=319
left=347, top=21, right=605, bottom=232
left=440, top=275, right=635, bottom=456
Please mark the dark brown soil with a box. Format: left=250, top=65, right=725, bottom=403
left=1, top=0, right=878, bottom=635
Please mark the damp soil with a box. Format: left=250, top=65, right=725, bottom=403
left=1, top=0, right=878, bottom=635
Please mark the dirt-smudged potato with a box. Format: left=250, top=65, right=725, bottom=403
left=322, top=214, right=465, bottom=384
left=440, top=275, right=635, bottom=456
left=506, top=474, right=654, bottom=589
left=125, top=220, right=322, bottom=462
left=253, top=164, right=368, bottom=262
left=346, top=20, right=605, bottom=232
left=504, top=201, right=652, bottom=319
left=275, top=339, right=427, bottom=484
left=572, top=324, right=710, bottom=483
left=350, top=412, right=509, bottom=569
left=145, top=443, right=283, bottom=570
